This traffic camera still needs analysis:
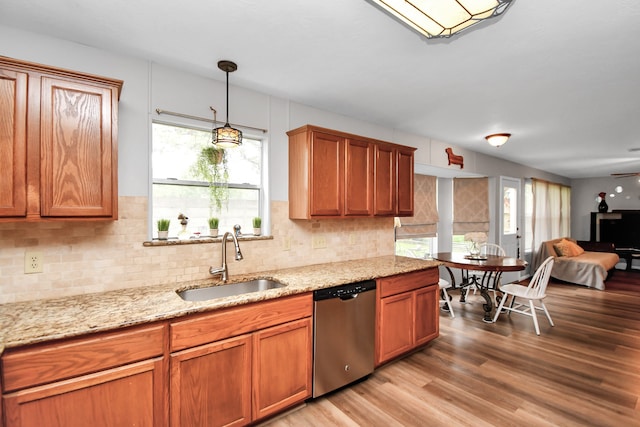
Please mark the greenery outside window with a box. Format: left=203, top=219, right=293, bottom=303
left=152, top=122, right=263, bottom=238
left=395, top=237, right=436, bottom=259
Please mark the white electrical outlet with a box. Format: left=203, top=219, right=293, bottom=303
left=283, top=236, right=291, bottom=251
left=25, top=251, right=43, bottom=274
left=348, top=233, right=356, bottom=245
left=312, top=235, right=327, bottom=249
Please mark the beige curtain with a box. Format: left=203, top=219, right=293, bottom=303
left=453, top=177, right=489, bottom=234
left=396, top=174, right=438, bottom=239
left=531, top=178, right=571, bottom=268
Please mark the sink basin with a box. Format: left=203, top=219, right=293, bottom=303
left=177, top=279, right=286, bottom=302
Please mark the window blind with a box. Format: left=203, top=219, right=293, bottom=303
left=396, top=174, right=438, bottom=239
left=453, top=177, right=489, bottom=234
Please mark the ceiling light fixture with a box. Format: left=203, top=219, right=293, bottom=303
left=212, top=60, right=242, bottom=148
left=485, top=133, right=511, bottom=147
left=367, top=0, right=514, bottom=39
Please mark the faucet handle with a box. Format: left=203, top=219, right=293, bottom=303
left=233, top=224, right=242, bottom=237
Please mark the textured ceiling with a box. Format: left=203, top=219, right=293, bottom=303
left=2, top=0, right=639, bottom=178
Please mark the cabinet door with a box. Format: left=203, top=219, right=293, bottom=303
left=396, top=147, right=414, bottom=216
left=0, top=68, right=28, bottom=217
left=253, top=317, right=312, bottom=420
left=414, top=285, right=439, bottom=346
left=344, top=139, right=373, bottom=216
left=376, top=292, right=414, bottom=365
left=373, top=143, right=396, bottom=216
left=39, top=76, right=116, bottom=217
left=3, top=358, right=165, bottom=427
left=170, top=335, right=251, bottom=427
left=309, top=132, right=343, bottom=216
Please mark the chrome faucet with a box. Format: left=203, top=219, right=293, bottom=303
left=209, top=231, right=243, bottom=282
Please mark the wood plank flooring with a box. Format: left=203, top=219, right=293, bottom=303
left=262, top=284, right=640, bottom=427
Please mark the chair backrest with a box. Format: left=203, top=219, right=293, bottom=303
left=480, top=243, right=506, bottom=257
left=526, top=256, right=555, bottom=297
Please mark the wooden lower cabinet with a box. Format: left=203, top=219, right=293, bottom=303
left=377, top=292, right=415, bottom=362
left=376, top=269, right=439, bottom=366
left=1, top=324, right=167, bottom=427
left=170, top=335, right=252, bottom=427
left=414, top=285, right=439, bottom=346
left=253, top=318, right=312, bottom=420
left=168, top=294, right=313, bottom=426
left=3, top=358, right=164, bottom=427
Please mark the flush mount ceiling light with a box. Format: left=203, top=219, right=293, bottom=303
left=367, top=0, right=514, bottom=39
left=212, top=60, right=242, bottom=148
left=485, top=133, right=511, bottom=147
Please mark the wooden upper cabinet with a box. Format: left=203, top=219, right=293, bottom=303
left=309, top=132, right=343, bottom=216
left=0, top=56, right=122, bottom=221
left=373, top=143, right=396, bottom=216
left=40, top=77, right=116, bottom=217
left=288, top=125, right=414, bottom=219
left=0, top=67, right=28, bottom=217
left=374, top=143, right=415, bottom=217
left=344, top=138, right=373, bottom=216
left=396, top=146, right=415, bottom=216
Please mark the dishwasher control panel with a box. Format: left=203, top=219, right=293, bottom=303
left=313, top=280, right=376, bottom=301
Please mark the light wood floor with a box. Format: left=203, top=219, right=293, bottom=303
left=263, top=284, right=640, bottom=427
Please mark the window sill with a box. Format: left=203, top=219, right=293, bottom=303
left=143, top=234, right=273, bottom=247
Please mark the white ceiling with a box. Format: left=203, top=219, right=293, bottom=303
left=2, top=0, right=640, bottom=179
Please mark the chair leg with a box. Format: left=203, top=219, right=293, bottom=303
left=441, top=288, right=455, bottom=318
left=529, top=300, right=541, bottom=335
left=492, top=293, right=507, bottom=323
left=540, top=301, right=554, bottom=326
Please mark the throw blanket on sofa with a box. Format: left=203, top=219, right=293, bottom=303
left=537, top=238, right=619, bottom=290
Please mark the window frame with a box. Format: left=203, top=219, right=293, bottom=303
left=149, top=118, right=268, bottom=240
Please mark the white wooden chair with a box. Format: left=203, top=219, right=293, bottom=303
left=439, top=278, right=455, bottom=318
left=492, top=256, right=555, bottom=335
left=467, top=243, right=506, bottom=303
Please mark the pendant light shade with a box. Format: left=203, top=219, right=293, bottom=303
left=367, top=0, right=513, bottom=39
left=212, top=60, right=242, bottom=148
left=485, top=133, right=511, bottom=147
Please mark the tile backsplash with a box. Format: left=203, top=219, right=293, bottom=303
left=0, top=197, right=394, bottom=304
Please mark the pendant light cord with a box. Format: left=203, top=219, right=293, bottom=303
left=225, top=70, right=230, bottom=125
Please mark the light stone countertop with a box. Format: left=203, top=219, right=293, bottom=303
left=0, top=256, right=440, bottom=352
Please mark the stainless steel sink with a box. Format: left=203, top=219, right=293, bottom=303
left=177, top=279, right=285, bottom=301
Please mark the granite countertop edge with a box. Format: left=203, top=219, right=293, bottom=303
left=0, top=256, right=441, bottom=352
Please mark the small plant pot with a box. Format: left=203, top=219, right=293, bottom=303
left=253, top=228, right=261, bottom=236
left=209, top=229, right=219, bottom=237
left=158, top=230, right=169, bottom=240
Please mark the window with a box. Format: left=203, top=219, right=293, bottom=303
left=394, top=175, right=439, bottom=259
left=395, top=237, right=436, bottom=259
left=452, top=177, right=489, bottom=254
left=152, top=122, right=263, bottom=238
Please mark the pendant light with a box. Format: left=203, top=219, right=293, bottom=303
left=212, top=60, right=242, bottom=148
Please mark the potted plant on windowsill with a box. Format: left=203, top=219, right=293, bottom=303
left=157, top=218, right=170, bottom=240
left=252, top=217, right=262, bottom=236
left=208, top=217, right=219, bottom=237
left=192, top=145, right=229, bottom=213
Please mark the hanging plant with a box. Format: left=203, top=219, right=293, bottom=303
left=191, top=145, right=230, bottom=214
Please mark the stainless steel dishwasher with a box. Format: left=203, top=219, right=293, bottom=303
left=312, top=279, right=376, bottom=398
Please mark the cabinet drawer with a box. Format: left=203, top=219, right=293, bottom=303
left=2, top=323, right=166, bottom=393
left=378, top=268, right=438, bottom=298
left=170, top=293, right=313, bottom=352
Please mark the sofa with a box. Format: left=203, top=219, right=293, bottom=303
left=537, top=238, right=619, bottom=290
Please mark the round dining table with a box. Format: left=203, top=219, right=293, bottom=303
left=433, top=252, right=528, bottom=322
